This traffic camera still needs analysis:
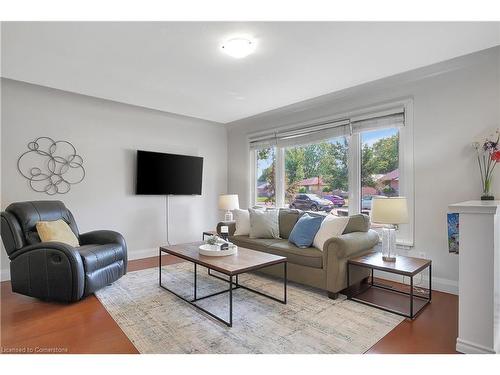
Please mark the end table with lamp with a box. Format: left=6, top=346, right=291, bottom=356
left=371, top=196, right=409, bottom=262
left=347, top=196, right=432, bottom=319
left=347, top=252, right=432, bottom=319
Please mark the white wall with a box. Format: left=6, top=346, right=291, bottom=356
left=2, top=48, right=499, bottom=292
left=1, top=79, right=227, bottom=280
left=226, top=47, right=500, bottom=294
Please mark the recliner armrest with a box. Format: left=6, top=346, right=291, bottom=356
left=79, top=230, right=128, bottom=273
left=79, top=230, right=125, bottom=246
left=9, top=241, right=85, bottom=302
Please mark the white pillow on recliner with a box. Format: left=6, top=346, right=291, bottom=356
left=313, top=215, right=349, bottom=250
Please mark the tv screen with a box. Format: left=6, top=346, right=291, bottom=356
left=136, top=150, right=203, bottom=195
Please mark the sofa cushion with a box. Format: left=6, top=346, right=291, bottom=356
left=229, top=235, right=282, bottom=251
left=343, top=214, right=370, bottom=234
left=233, top=209, right=250, bottom=236
left=249, top=208, right=280, bottom=239
left=288, top=213, right=324, bottom=248
left=268, top=240, right=323, bottom=268
left=278, top=208, right=303, bottom=239
left=77, top=243, right=125, bottom=273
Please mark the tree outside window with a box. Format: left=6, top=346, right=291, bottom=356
left=254, top=128, right=400, bottom=218
left=361, top=128, right=399, bottom=218
left=256, top=147, right=276, bottom=207
left=284, top=137, right=349, bottom=215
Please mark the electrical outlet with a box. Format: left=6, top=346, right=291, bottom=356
left=417, top=252, right=426, bottom=259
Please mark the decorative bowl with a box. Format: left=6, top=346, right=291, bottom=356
left=198, top=244, right=237, bottom=257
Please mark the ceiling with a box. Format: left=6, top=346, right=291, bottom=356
left=2, top=22, right=499, bottom=124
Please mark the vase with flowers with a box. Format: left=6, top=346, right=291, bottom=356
left=472, top=130, right=500, bottom=200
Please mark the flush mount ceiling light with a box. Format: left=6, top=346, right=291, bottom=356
left=221, top=37, right=256, bottom=59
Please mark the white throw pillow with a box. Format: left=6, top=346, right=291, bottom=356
left=233, top=209, right=251, bottom=236
left=313, top=215, right=349, bottom=250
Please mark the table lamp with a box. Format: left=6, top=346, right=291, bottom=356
left=218, top=194, right=239, bottom=222
left=371, top=197, right=408, bottom=262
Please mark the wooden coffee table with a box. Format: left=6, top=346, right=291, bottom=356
left=159, top=242, right=287, bottom=327
left=347, top=252, right=432, bottom=319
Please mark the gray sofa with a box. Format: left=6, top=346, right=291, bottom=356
left=217, top=208, right=379, bottom=299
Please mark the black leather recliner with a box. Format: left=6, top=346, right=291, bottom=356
left=1, top=200, right=127, bottom=302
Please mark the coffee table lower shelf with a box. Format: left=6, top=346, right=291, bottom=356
left=349, top=284, right=430, bottom=318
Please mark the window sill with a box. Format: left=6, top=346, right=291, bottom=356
left=375, top=239, right=414, bottom=250
left=396, top=241, right=414, bottom=250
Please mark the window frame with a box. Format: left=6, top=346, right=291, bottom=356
left=249, top=99, right=414, bottom=247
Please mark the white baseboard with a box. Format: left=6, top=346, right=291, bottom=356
left=456, top=338, right=496, bottom=354
left=1, top=267, right=10, bottom=282
left=127, top=247, right=159, bottom=261
left=374, top=270, right=458, bottom=295
left=428, top=275, right=459, bottom=295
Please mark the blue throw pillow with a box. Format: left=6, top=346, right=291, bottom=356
left=288, top=213, right=324, bottom=248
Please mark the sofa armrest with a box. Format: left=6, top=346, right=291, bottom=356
left=323, top=229, right=380, bottom=258
left=79, top=230, right=128, bottom=273
left=9, top=242, right=85, bottom=302
left=323, top=229, right=380, bottom=293
left=216, top=221, right=236, bottom=236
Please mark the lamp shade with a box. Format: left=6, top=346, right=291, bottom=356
left=371, top=197, right=408, bottom=225
left=218, top=194, right=239, bottom=211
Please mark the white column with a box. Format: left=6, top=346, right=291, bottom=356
left=449, top=201, right=500, bottom=354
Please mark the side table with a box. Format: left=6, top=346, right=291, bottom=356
left=347, top=252, right=432, bottom=319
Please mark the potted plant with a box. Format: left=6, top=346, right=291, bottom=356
left=204, top=235, right=220, bottom=251
left=472, top=130, right=500, bottom=200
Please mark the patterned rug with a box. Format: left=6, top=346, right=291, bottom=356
left=96, top=263, right=403, bottom=353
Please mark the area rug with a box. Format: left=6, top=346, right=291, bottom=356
left=95, top=263, right=404, bottom=353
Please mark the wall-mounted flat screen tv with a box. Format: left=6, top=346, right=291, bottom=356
left=136, top=150, right=203, bottom=195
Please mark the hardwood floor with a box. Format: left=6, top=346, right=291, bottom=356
left=1, top=255, right=458, bottom=354
left=0, top=255, right=180, bottom=354
left=365, top=279, right=458, bottom=354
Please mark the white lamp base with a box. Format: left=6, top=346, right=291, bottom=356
left=381, top=227, right=397, bottom=262
left=224, top=210, right=233, bottom=222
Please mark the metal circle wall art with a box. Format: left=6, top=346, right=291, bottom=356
left=17, top=137, right=86, bottom=195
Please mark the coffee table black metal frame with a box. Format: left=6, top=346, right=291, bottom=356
left=158, top=248, right=287, bottom=327
left=347, top=255, right=432, bottom=320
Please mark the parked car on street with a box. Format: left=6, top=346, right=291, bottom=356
left=289, top=194, right=334, bottom=212
left=361, top=195, right=385, bottom=210
left=323, top=194, right=345, bottom=207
